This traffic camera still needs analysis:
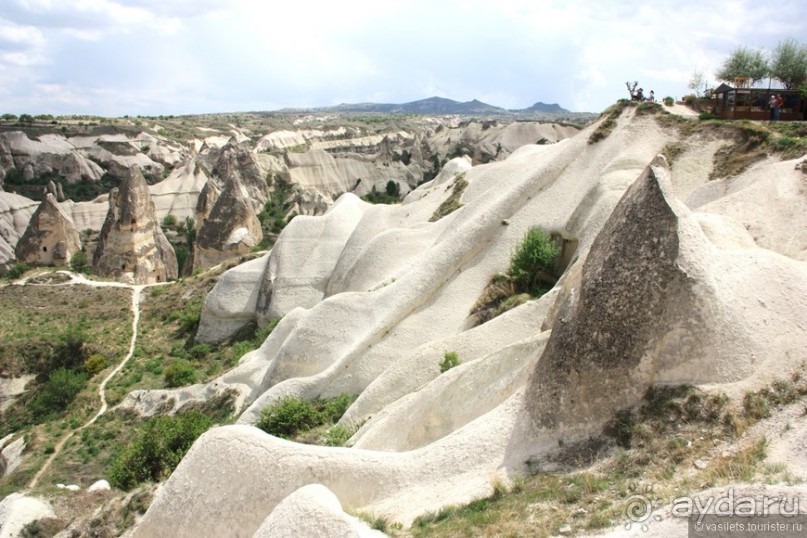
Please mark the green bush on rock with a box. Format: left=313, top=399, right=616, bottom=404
left=107, top=411, right=214, bottom=490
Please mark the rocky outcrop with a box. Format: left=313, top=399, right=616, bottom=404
left=255, top=193, right=370, bottom=320
left=526, top=155, right=807, bottom=432
left=149, top=157, right=211, bottom=221
left=0, top=238, right=13, bottom=272
left=210, top=142, right=269, bottom=214
left=187, top=143, right=272, bottom=271
left=93, top=166, right=177, bottom=284
left=192, top=173, right=262, bottom=271
left=14, top=194, right=82, bottom=266
left=80, top=137, right=164, bottom=180
left=0, top=493, right=54, bottom=538
left=252, top=484, right=385, bottom=538
left=0, top=131, right=104, bottom=184
left=0, top=435, right=25, bottom=479
left=0, top=191, right=39, bottom=269
left=195, top=254, right=269, bottom=343
left=285, top=147, right=415, bottom=199
left=193, top=173, right=221, bottom=228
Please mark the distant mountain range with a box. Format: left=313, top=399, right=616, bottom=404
left=276, top=96, right=574, bottom=116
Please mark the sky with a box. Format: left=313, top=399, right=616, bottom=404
left=0, top=0, right=805, bottom=116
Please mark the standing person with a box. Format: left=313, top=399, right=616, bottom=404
left=769, top=95, right=777, bottom=120
left=774, top=94, right=784, bottom=120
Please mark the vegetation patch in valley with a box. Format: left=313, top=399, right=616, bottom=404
left=2, top=168, right=123, bottom=203
left=104, top=269, right=279, bottom=404
left=0, top=285, right=132, bottom=437
left=256, top=394, right=357, bottom=446
left=470, top=227, right=560, bottom=326
left=362, top=179, right=402, bottom=204
left=256, top=174, right=296, bottom=250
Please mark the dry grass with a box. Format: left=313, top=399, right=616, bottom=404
left=650, top=113, right=807, bottom=178
left=403, top=379, right=804, bottom=537
left=429, top=173, right=468, bottom=222
left=0, top=283, right=132, bottom=377
left=588, top=100, right=632, bottom=144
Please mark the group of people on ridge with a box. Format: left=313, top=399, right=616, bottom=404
left=632, top=87, right=654, bottom=102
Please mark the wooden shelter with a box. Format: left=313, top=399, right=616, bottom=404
left=711, top=84, right=805, bottom=121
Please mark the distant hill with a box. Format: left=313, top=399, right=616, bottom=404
left=513, top=102, right=569, bottom=114
left=278, top=97, right=574, bottom=116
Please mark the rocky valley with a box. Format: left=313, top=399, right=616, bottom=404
left=0, top=101, right=806, bottom=537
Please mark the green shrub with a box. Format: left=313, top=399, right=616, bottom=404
left=322, top=424, right=352, bottom=446
left=20, top=519, right=61, bottom=538
left=319, top=393, right=354, bottom=423
left=440, top=351, right=460, bottom=373
left=163, top=359, right=197, bottom=387
left=31, top=367, right=87, bottom=416
left=604, top=409, right=637, bottom=448
left=84, top=354, right=109, bottom=376
left=256, top=397, right=322, bottom=438
left=188, top=343, right=211, bottom=360
left=361, top=183, right=401, bottom=205
left=385, top=180, right=401, bottom=198
left=5, top=262, right=29, bottom=280
left=509, top=227, right=560, bottom=295
left=162, top=214, right=177, bottom=227
left=69, top=251, right=90, bottom=274
left=49, top=324, right=89, bottom=374
left=743, top=392, right=771, bottom=420
left=699, top=112, right=718, bottom=121
left=256, top=394, right=356, bottom=440
left=663, top=96, right=675, bottom=106
left=107, top=411, right=213, bottom=490
left=24, top=324, right=90, bottom=378
left=175, top=299, right=202, bottom=335
left=173, top=245, right=189, bottom=275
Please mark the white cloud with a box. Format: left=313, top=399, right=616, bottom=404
left=0, top=21, right=45, bottom=49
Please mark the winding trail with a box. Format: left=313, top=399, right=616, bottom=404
left=25, top=272, right=162, bottom=489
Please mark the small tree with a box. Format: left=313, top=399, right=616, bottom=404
left=385, top=180, right=401, bottom=199
left=688, top=70, right=706, bottom=97
left=184, top=217, right=196, bottom=247
left=715, top=46, right=769, bottom=86
left=770, top=38, right=807, bottom=89
left=69, top=250, right=90, bottom=274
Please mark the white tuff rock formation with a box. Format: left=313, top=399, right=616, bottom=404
left=0, top=493, right=53, bottom=538
left=0, top=192, right=39, bottom=269
left=129, top=106, right=806, bottom=537
left=192, top=173, right=263, bottom=271
left=14, top=193, right=82, bottom=266
left=0, top=131, right=103, bottom=184
left=93, top=165, right=178, bottom=284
